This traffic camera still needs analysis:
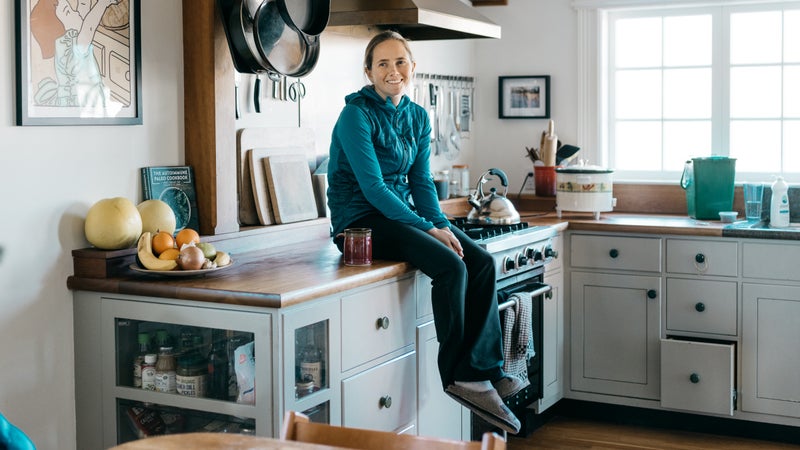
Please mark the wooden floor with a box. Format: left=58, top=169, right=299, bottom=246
left=507, top=417, right=800, bottom=449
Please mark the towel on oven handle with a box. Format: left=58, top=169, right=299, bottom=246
left=502, top=291, right=535, bottom=381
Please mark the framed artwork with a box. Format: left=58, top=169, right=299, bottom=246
left=498, top=75, right=550, bottom=119
left=15, top=0, right=142, bottom=126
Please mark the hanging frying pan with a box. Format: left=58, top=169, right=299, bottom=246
left=219, top=0, right=328, bottom=77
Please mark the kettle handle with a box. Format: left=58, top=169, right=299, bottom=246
left=488, top=168, right=509, bottom=187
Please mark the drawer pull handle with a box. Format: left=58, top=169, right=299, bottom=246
left=609, top=249, right=619, bottom=258
left=647, top=289, right=657, bottom=299
left=376, top=316, right=390, bottom=330
left=690, top=373, right=700, bottom=384
left=379, top=395, right=393, bottom=408
left=545, top=291, right=553, bottom=300
left=695, top=302, right=706, bottom=312
left=695, top=253, right=706, bottom=264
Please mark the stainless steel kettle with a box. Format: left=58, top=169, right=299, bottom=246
left=467, top=168, right=521, bottom=225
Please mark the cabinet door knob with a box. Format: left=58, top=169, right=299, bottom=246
left=379, top=395, right=392, bottom=408
left=376, top=316, right=390, bottom=330
left=647, top=289, right=657, bottom=299
left=609, top=249, right=619, bottom=258
left=690, top=373, right=700, bottom=384
left=695, top=253, right=706, bottom=264
left=695, top=302, right=706, bottom=312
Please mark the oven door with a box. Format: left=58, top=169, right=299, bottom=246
left=497, top=280, right=551, bottom=410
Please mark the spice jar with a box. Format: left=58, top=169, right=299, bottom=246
left=451, top=164, right=469, bottom=197
left=155, top=347, right=177, bottom=393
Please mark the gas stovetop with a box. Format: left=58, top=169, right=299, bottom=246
left=450, top=217, right=557, bottom=254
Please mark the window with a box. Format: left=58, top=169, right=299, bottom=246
left=576, top=0, right=800, bottom=182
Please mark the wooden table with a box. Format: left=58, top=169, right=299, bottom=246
left=109, top=433, right=355, bottom=450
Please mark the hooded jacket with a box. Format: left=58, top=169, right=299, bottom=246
left=327, top=85, right=450, bottom=237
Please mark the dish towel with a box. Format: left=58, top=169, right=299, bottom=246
left=502, top=291, right=535, bottom=381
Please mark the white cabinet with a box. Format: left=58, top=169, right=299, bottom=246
left=570, top=271, right=661, bottom=399
left=339, top=276, right=417, bottom=432
left=282, top=297, right=341, bottom=425
left=74, top=293, right=271, bottom=450
left=417, top=320, right=465, bottom=440
left=533, top=268, right=564, bottom=412
left=660, top=339, right=735, bottom=416
left=665, top=278, right=737, bottom=337
left=742, top=283, right=800, bottom=418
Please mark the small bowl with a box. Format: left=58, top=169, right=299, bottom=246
left=719, top=211, right=738, bottom=223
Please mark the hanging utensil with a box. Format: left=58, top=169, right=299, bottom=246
left=288, top=78, right=307, bottom=126
left=429, top=79, right=439, bottom=155
left=254, top=73, right=261, bottom=113
left=234, top=71, right=241, bottom=119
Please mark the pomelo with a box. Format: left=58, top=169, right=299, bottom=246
left=137, top=199, right=177, bottom=235
left=85, top=197, right=143, bottom=250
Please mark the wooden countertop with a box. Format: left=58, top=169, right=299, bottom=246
left=68, top=211, right=792, bottom=309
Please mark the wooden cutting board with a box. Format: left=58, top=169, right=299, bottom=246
left=248, top=147, right=304, bottom=225
left=237, top=128, right=316, bottom=225
left=263, top=154, right=319, bottom=224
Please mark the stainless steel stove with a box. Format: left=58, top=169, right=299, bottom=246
left=450, top=217, right=559, bottom=436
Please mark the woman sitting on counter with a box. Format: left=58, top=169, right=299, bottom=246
left=326, top=30, right=525, bottom=434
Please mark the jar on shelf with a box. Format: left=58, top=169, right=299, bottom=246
left=451, top=164, right=469, bottom=197
left=155, top=346, right=177, bottom=393
left=433, top=170, right=450, bottom=201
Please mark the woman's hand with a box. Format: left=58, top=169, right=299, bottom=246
left=428, top=227, right=464, bottom=258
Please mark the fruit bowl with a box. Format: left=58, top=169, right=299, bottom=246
left=128, top=261, right=234, bottom=277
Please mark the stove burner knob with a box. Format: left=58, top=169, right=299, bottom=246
left=502, top=256, right=517, bottom=273
left=545, top=246, right=559, bottom=259
left=523, top=246, right=535, bottom=259
left=517, top=253, right=529, bottom=267
left=532, top=249, right=544, bottom=262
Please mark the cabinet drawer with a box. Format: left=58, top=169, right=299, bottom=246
left=341, top=277, right=415, bottom=371
left=743, top=242, right=800, bottom=281
left=666, top=278, right=737, bottom=336
left=660, top=339, right=734, bottom=416
left=570, top=234, right=661, bottom=272
left=342, top=352, right=416, bottom=432
left=666, top=239, right=738, bottom=277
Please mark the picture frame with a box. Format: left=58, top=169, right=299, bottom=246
left=498, top=75, right=550, bottom=119
left=15, top=0, right=142, bottom=126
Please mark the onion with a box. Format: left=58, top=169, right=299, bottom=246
left=177, top=246, right=205, bottom=270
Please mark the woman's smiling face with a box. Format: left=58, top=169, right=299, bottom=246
left=365, top=39, right=416, bottom=105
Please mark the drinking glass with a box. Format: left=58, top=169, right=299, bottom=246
left=743, top=183, right=764, bottom=221
left=341, top=228, right=372, bottom=266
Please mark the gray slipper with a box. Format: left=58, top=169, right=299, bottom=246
left=445, top=384, right=521, bottom=434
left=493, top=376, right=529, bottom=400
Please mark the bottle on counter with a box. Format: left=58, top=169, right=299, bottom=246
left=141, top=354, right=157, bottom=391
left=155, top=346, right=177, bottom=393
left=132, top=332, right=151, bottom=388
left=770, top=176, right=790, bottom=228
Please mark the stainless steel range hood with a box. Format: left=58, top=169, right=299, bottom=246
left=328, top=0, right=501, bottom=40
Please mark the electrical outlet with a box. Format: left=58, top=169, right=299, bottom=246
left=522, top=172, right=536, bottom=193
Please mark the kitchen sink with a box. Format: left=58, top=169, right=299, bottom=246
left=723, top=219, right=800, bottom=240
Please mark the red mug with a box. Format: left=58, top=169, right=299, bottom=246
left=340, top=228, right=372, bottom=266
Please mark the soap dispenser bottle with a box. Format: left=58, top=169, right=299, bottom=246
left=770, top=176, right=790, bottom=228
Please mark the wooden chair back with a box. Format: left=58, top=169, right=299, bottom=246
left=280, top=411, right=506, bottom=450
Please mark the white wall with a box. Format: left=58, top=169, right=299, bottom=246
left=0, top=1, right=576, bottom=448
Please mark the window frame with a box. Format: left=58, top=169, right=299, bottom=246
left=575, top=0, right=800, bottom=183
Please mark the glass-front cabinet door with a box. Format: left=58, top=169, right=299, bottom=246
left=101, top=298, right=271, bottom=447
left=282, top=296, right=341, bottom=426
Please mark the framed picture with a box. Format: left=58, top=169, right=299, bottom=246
left=498, top=75, right=550, bottom=119
left=15, top=0, right=142, bottom=126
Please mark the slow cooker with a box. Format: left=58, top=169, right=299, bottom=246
left=555, top=165, right=614, bottom=220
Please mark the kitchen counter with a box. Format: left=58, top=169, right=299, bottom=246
left=67, top=211, right=798, bottom=308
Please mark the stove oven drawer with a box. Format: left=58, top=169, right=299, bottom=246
left=341, top=277, right=416, bottom=371
left=660, top=339, right=734, bottom=416
left=570, top=234, right=662, bottom=272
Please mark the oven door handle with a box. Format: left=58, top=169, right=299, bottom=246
left=498, top=284, right=552, bottom=312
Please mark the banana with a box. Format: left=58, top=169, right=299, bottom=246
left=137, top=232, right=178, bottom=271
left=214, top=251, right=231, bottom=267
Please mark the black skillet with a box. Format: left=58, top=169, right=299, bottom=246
left=219, top=0, right=328, bottom=77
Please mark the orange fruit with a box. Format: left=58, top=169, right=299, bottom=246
left=175, top=228, right=200, bottom=249
left=158, top=248, right=181, bottom=261
left=151, top=231, right=176, bottom=256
